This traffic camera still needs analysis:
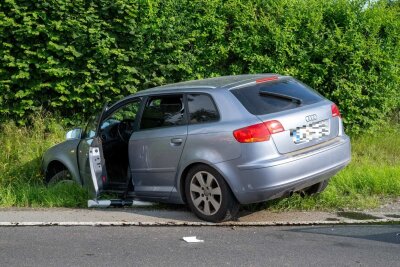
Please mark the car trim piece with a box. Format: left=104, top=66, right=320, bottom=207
left=88, top=147, right=101, bottom=196
left=305, top=114, right=318, bottom=122
left=130, top=167, right=176, bottom=173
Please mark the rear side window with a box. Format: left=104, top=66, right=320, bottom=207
left=187, top=94, right=219, bottom=124
left=140, top=95, right=185, bottom=130
left=231, top=78, right=323, bottom=115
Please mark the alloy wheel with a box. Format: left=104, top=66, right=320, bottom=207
left=189, top=171, right=222, bottom=216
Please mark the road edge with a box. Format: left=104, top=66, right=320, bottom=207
left=1, top=218, right=399, bottom=227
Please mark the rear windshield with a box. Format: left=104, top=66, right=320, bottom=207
left=231, top=78, right=323, bottom=115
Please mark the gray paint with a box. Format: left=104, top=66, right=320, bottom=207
left=42, top=139, right=81, bottom=184
left=129, top=125, right=188, bottom=198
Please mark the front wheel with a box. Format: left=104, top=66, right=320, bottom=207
left=185, top=165, right=239, bottom=222
left=47, top=170, right=73, bottom=186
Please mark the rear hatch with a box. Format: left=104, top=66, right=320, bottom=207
left=231, top=77, right=339, bottom=154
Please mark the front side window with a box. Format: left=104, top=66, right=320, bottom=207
left=187, top=94, right=219, bottom=124
left=83, top=115, right=98, bottom=139
left=101, top=100, right=141, bottom=130
left=140, top=94, right=185, bottom=130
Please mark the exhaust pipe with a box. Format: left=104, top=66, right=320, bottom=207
left=88, top=199, right=155, bottom=208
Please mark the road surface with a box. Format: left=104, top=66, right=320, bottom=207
left=0, top=225, right=399, bottom=266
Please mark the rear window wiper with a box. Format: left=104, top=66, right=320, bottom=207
left=259, top=91, right=303, bottom=105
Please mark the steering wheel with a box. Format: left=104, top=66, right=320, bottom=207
left=117, top=119, right=135, bottom=143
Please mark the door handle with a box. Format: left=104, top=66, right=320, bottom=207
left=170, top=138, right=183, bottom=146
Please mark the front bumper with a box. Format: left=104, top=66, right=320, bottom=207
left=216, top=135, right=351, bottom=204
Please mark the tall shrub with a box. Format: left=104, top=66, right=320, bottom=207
left=0, top=0, right=399, bottom=133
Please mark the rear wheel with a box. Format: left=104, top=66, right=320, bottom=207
left=185, top=165, right=239, bottom=222
left=47, top=170, right=73, bottom=186
left=303, top=180, right=329, bottom=196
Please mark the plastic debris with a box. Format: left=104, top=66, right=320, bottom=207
left=182, top=236, right=204, bottom=243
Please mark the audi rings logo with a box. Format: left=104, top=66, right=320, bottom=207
left=305, top=114, right=318, bottom=122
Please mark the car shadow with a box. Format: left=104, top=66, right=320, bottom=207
left=99, top=198, right=284, bottom=223
left=100, top=203, right=204, bottom=222
left=286, top=225, right=400, bottom=245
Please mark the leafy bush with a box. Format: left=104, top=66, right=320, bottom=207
left=0, top=0, right=399, bottom=133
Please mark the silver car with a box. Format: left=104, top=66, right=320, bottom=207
left=42, top=74, right=351, bottom=222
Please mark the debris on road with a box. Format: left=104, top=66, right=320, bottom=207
left=182, top=236, right=204, bottom=243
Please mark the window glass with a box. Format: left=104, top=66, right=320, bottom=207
left=231, top=78, right=323, bottom=115
left=140, top=95, right=185, bottom=130
left=100, top=100, right=141, bottom=130
left=83, top=115, right=98, bottom=139
left=187, top=94, right=219, bottom=124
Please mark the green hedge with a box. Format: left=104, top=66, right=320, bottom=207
left=0, top=0, right=399, bottom=133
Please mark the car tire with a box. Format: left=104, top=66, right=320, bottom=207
left=185, top=164, right=239, bottom=222
left=47, top=170, right=73, bottom=186
left=303, top=180, right=329, bottom=196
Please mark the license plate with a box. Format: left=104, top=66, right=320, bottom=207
left=290, top=120, right=330, bottom=144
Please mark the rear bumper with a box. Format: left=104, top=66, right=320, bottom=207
left=216, top=135, right=351, bottom=204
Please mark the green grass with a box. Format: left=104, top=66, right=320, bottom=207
left=0, top=114, right=88, bottom=207
left=0, top=115, right=399, bottom=210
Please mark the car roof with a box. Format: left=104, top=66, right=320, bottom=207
left=107, top=74, right=285, bottom=110
left=133, top=74, right=283, bottom=96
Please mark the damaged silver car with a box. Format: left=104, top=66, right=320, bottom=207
left=42, top=74, right=351, bottom=222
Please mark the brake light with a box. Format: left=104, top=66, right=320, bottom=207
left=233, top=120, right=284, bottom=143
left=256, top=76, right=279, bottom=83
left=331, top=103, right=341, bottom=118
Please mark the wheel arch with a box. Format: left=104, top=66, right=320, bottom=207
left=44, top=160, right=81, bottom=185
left=178, top=161, right=236, bottom=204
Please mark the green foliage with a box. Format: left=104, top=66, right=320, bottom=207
left=0, top=0, right=399, bottom=133
left=0, top=113, right=88, bottom=207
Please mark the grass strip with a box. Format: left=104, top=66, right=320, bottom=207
left=0, top=115, right=399, bottom=209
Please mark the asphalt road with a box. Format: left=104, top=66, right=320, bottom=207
left=0, top=225, right=399, bottom=267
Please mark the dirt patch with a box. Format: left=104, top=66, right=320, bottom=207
left=337, top=212, right=381, bottom=220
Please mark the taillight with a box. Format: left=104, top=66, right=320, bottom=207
left=233, top=120, right=284, bottom=143
left=331, top=103, right=341, bottom=118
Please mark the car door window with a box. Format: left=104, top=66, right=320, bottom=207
left=101, top=100, right=141, bottom=130
left=140, top=95, right=185, bottom=130
left=83, top=115, right=98, bottom=139
left=187, top=94, right=219, bottom=124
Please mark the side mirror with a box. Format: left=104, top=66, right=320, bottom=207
left=66, top=128, right=82, bottom=140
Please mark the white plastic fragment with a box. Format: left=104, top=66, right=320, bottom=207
left=182, top=236, right=204, bottom=243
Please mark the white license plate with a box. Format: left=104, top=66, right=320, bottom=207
left=290, top=120, right=330, bottom=144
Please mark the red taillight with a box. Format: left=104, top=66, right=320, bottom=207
left=331, top=103, right=341, bottom=117
left=256, top=76, right=279, bottom=83
left=233, top=120, right=284, bottom=143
